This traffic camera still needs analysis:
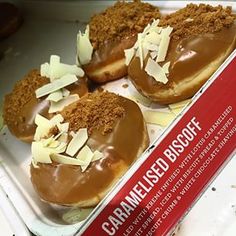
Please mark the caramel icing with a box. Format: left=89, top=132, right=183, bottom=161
left=128, top=25, right=236, bottom=103
left=30, top=96, right=148, bottom=205
left=83, top=36, right=136, bottom=81
left=9, top=78, right=88, bottom=141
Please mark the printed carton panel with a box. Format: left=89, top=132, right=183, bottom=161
left=79, top=51, right=236, bottom=236
left=0, top=1, right=235, bottom=236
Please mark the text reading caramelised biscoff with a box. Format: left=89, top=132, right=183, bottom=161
left=102, top=117, right=201, bottom=235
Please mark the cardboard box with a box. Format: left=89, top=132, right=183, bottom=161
left=78, top=51, right=236, bottom=236
left=0, top=1, right=235, bottom=236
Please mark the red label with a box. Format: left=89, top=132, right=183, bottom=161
left=80, top=53, right=236, bottom=236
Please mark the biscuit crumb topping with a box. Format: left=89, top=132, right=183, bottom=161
left=3, top=70, right=48, bottom=125
left=61, top=92, right=125, bottom=135
left=160, top=4, right=235, bottom=40
left=89, top=0, right=160, bottom=49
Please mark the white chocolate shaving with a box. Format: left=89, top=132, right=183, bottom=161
left=169, top=98, right=191, bottom=110
left=171, top=107, right=184, bottom=115
left=161, top=26, right=173, bottom=37
left=92, top=150, right=103, bottom=162
left=162, top=61, right=171, bottom=74
left=53, top=142, right=68, bottom=153
left=34, top=114, right=64, bottom=141
left=143, top=110, right=176, bottom=127
left=169, top=98, right=191, bottom=115
left=137, top=34, right=144, bottom=69
left=31, top=159, right=39, bottom=168
left=124, top=19, right=173, bottom=83
left=50, top=55, right=60, bottom=64
left=49, top=94, right=80, bottom=113
left=145, top=58, right=168, bottom=84
left=57, top=122, right=69, bottom=133
left=50, top=114, right=64, bottom=125
left=47, top=140, right=60, bottom=148
left=41, top=136, right=56, bottom=147
left=41, top=134, right=67, bottom=152
left=77, top=25, right=93, bottom=65
left=32, top=134, right=67, bottom=166
left=128, top=92, right=152, bottom=107
left=145, top=32, right=161, bottom=45
left=70, top=131, right=76, bottom=138
left=46, top=90, right=63, bottom=102
left=57, top=133, right=68, bottom=143
left=32, top=114, right=102, bottom=171
left=62, top=88, right=70, bottom=98
left=31, top=142, right=52, bottom=165
left=76, top=145, right=94, bottom=172
left=40, top=55, right=84, bottom=81
left=35, top=74, right=78, bottom=98
left=66, top=128, right=88, bottom=156
left=40, top=63, right=50, bottom=77
left=156, top=30, right=172, bottom=62
left=49, top=55, right=60, bottom=80
left=35, top=113, right=51, bottom=127
left=145, top=43, right=159, bottom=52
left=150, top=51, right=158, bottom=60
left=38, top=55, right=84, bottom=115
left=51, top=153, right=86, bottom=166
left=50, top=63, right=84, bottom=81
left=49, top=55, right=61, bottom=80
left=53, top=130, right=64, bottom=141
left=34, top=115, right=52, bottom=141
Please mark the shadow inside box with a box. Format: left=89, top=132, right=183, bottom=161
left=0, top=127, right=31, bottom=164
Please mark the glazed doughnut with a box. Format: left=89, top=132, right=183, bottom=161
left=30, top=91, right=149, bottom=207
left=0, top=2, right=23, bottom=39
left=77, top=0, right=160, bottom=83
left=3, top=69, right=88, bottom=143
left=127, top=4, right=236, bottom=104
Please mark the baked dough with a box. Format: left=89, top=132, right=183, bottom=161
left=30, top=92, right=149, bottom=207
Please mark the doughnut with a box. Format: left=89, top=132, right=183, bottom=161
left=127, top=4, right=236, bottom=104
left=0, top=2, right=23, bottom=39
left=30, top=91, right=149, bottom=207
left=3, top=67, right=88, bottom=143
left=77, top=0, right=160, bottom=83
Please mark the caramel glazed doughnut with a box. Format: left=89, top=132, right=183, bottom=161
left=30, top=91, right=149, bottom=207
left=77, top=0, right=161, bottom=83
left=0, top=2, right=23, bottom=39
left=127, top=4, right=236, bottom=104
left=3, top=56, right=88, bottom=142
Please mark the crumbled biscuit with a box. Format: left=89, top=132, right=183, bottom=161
left=160, top=4, right=235, bottom=40
left=3, top=69, right=48, bottom=126
left=89, top=0, right=160, bottom=49
left=61, top=91, right=125, bottom=135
